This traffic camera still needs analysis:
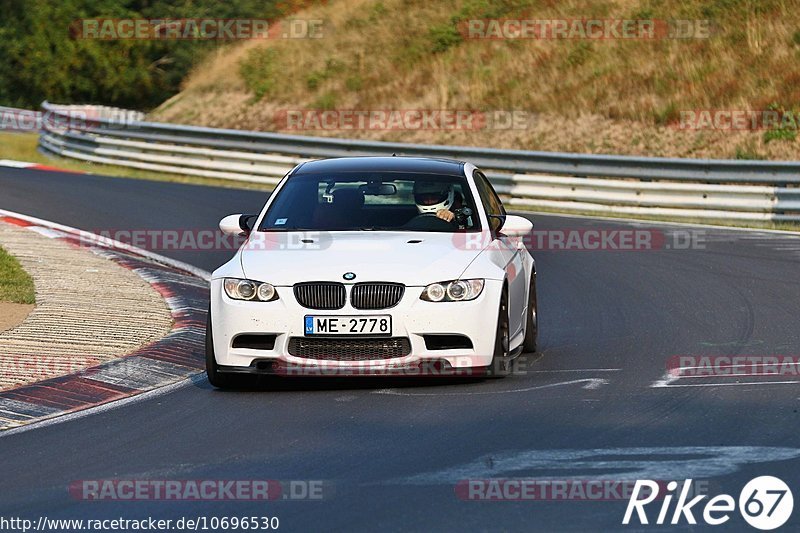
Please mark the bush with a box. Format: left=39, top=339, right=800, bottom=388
left=428, top=21, right=463, bottom=54
left=0, top=0, right=288, bottom=109
left=240, top=48, right=280, bottom=101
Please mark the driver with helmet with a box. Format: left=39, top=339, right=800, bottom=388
left=413, top=181, right=463, bottom=224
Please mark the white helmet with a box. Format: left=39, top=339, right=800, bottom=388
left=413, top=181, right=455, bottom=214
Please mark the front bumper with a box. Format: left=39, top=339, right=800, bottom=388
left=210, top=279, right=502, bottom=375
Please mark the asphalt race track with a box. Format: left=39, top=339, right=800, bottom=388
left=1, top=167, right=800, bottom=531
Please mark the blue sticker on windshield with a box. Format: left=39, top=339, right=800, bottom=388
left=275, top=218, right=287, bottom=225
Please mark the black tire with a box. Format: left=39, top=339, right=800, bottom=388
left=485, top=289, right=510, bottom=378
left=205, top=309, right=237, bottom=389
left=522, top=273, right=538, bottom=353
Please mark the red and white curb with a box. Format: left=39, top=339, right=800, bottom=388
left=0, top=159, right=81, bottom=174
left=0, top=209, right=210, bottom=430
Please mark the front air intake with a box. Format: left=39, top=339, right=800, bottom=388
left=287, top=337, right=412, bottom=361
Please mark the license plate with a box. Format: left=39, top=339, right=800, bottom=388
left=304, top=315, right=391, bottom=336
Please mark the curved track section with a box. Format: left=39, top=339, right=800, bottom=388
left=1, top=167, right=799, bottom=531
left=0, top=210, right=209, bottom=428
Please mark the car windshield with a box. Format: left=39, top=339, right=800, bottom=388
left=258, top=172, right=481, bottom=232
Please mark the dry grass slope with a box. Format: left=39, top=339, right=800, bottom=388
left=151, top=0, right=800, bottom=160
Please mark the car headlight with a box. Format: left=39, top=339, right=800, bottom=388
left=420, top=279, right=484, bottom=302
left=223, top=278, right=279, bottom=302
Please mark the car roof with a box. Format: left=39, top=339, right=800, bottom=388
left=292, top=156, right=466, bottom=176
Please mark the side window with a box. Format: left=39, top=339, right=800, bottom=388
left=473, top=170, right=506, bottom=231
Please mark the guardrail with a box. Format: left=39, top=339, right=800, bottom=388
left=37, top=101, right=800, bottom=222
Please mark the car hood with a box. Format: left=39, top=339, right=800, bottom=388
left=239, top=231, right=483, bottom=286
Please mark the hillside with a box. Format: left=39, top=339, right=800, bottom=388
left=151, top=0, right=800, bottom=160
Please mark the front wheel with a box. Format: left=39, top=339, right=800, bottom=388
left=522, top=273, right=538, bottom=353
left=485, top=289, right=510, bottom=378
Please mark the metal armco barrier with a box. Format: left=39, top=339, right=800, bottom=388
left=38, top=101, right=800, bottom=222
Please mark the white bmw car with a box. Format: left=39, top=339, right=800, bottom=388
left=207, top=156, right=537, bottom=387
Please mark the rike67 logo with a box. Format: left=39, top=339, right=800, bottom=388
left=623, top=476, right=793, bottom=530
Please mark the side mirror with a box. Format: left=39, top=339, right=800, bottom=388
left=219, top=214, right=257, bottom=236
left=239, top=214, right=258, bottom=234
left=499, top=214, right=533, bottom=237
left=488, top=214, right=506, bottom=233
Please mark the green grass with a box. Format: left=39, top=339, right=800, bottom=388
left=0, top=132, right=271, bottom=191
left=0, top=246, right=35, bottom=304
